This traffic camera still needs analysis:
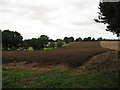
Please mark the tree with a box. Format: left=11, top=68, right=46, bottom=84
left=102, top=38, right=106, bottom=41
left=75, top=37, right=82, bottom=42
left=92, top=38, right=96, bottom=41
left=55, top=39, right=63, bottom=42
left=38, top=35, right=49, bottom=49
left=57, top=41, right=63, bottom=47
left=95, top=2, right=120, bottom=37
left=29, top=38, right=40, bottom=50
left=70, top=37, right=74, bottom=42
left=64, top=37, right=74, bottom=44
left=12, top=31, right=23, bottom=49
left=83, top=38, right=88, bottom=41
left=83, top=37, right=92, bottom=41
left=64, top=37, right=69, bottom=44
left=2, top=30, right=9, bottom=50
left=28, top=35, right=49, bottom=50
left=49, top=39, right=54, bottom=42
left=2, top=30, right=23, bottom=50
left=50, top=42, right=55, bottom=48
left=97, top=37, right=103, bottom=41
left=21, top=40, right=30, bottom=50
left=88, top=37, right=91, bottom=41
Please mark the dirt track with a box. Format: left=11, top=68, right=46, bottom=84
left=2, top=42, right=112, bottom=69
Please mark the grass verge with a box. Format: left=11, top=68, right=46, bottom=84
left=2, top=68, right=119, bottom=88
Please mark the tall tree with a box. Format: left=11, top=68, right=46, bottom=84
left=2, top=30, right=23, bottom=50
left=64, top=37, right=74, bottom=43
left=50, top=41, right=55, bottom=48
left=28, top=38, right=40, bottom=50
left=70, top=37, right=74, bottom=42
left=57, top=40, right=63, bottom=47
left=95, top=2, right=120, bottom=37
left=92, top=38, right=96, bottom=41
left=97, top=37, right=103, bottom=41
left=38, top=35, right=49, bottom=49
left=75, top=37, right=82, bottom=42
left=83, top=37, right=92, bottom=41
left=64, top=37, right=70, bottom=44
left=88, top=37, right=92, bottom=41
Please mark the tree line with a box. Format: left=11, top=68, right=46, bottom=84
left=2, top=30, right=119, bottom=51
left=1, top=2, right=120, bottom=50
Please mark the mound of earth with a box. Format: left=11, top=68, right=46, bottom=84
left=79, top=51, right=119, bottom=73
left=2, top=42, right=112, bottom=69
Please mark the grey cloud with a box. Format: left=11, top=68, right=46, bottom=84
left=102, top=0, right=120, bottom=2
left=0, top=0, right=118, bottom=39
left=72, top=20, right=95, bottom=26
left=0, top=0, right=9, bottom=5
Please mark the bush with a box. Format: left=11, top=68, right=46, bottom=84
left=50, top=42, right=55, bottom=48
left=57, top=41, right=63, bottom=47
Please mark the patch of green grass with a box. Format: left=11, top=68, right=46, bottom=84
left=44, top=48, right=54, bottom=50
left=2, top=68, right=32, bottom=88
left=44, top=47, right=59, bottom=50
left=63, top=42, right=79, bottom=47
left=2, top=69, right=119, bottom=88
left=118, top=51, right=120, bottom=58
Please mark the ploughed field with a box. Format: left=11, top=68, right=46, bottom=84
left=3, top=42, right=112, bottom=68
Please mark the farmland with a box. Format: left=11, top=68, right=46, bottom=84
left=2, top=41, right=119, bottom=88
left=3, top=42, right=112, bottom=69
left=1, top=1, right=120, bottom=88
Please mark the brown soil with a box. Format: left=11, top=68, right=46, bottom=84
left=2, top=42, right=112, bottom=69
left=3, top=62, right=67, bottom=71
left=79, top=51, right=119, bottom=73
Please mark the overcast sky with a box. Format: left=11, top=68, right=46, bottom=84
left=0, top=0, right=118, bottom=40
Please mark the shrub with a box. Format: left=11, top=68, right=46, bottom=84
left=57, top=41, right=63, bottom=47
left=50, top=42, right=55, bottom=48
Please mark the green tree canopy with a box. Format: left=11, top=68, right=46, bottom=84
left=95, top=2, right=120, bottom=37
left=97, top=37, right=103, bottom=41
left=50, top=41, right=55, bottom=48
left=28, top=35, right=49, bottom=50
left=75, top=37, right=82, bottom=42
left=64, top=37, right=74, bottom=44
left=92, top=38, right=96, bottom=41
left=2, top=30, right=23, bottom=50
left=38, top=35, right=49, bottom=49
left=83, top=37, right=92, bottom=41
left=29, top=38, right=40, bottom=50
left=57, top=40, right=63, bottom=47
left=70, top=37, right=74, bottom=42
